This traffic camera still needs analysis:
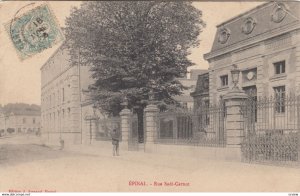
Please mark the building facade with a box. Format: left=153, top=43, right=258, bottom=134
left=41, top=47, right=82, bottom=144
left=190, top=71, right=209, bottom=110
left=0, top=108, right=41, bottom=135
left=202, top=2, right=300, bottom=105
left=40, top=46, right=106, bottom=145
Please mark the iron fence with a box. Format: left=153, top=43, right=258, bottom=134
left=155, top=103, right=226, bottom=147
left=241, top=94, right=300, bottom=166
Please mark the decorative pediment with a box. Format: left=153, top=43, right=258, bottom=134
left=206, top=2, right=299, bottom=57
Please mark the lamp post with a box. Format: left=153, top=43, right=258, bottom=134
left=224, top=64, right=248, bottom=100
left=230, top=64, right=241, bottom=92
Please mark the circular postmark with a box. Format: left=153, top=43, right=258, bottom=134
left=6, top=3, right=64, bottom=60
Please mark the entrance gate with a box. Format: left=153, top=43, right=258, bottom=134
left=128, top=115, right=139, bottom=151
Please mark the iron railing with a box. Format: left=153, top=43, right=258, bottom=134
left=155, top=103, right=226, bottom=147
left=241, top=94, right=300, bottom=166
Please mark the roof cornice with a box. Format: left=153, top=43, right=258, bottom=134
left=216, top=2, right=272, bottom=28
left=40, top=42, right=66, bottom=71
left=204, top=22, right=300, bottom=61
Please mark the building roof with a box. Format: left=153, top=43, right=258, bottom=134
left=189, top=69, right=208, bottom=80
left=208, top=1, right=300, bottom=54
left=9, top=110, right=41, bottom=116
left=190, top=71, right=209, bottom=97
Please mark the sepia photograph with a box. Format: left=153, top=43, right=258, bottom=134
left=0, top=0, right=300, bottom=194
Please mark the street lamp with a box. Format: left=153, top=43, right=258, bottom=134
left=223, top=64, right=248, bottom=102
left=230, top=64, right=241, bottom=91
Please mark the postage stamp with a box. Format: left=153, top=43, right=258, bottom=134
left=4, top=4, right=64, bottom=60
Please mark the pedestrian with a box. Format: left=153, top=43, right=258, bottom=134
left=111, top=128, right=120, bottom=156
left=59, top=137, right=64, bottom=150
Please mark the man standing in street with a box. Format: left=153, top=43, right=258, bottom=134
left=111, top=128, right=120, bottom=156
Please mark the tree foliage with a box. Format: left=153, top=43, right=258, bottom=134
left=1, top=103, right=40, bottom=115
left=65, top=1, right=205, bottom=116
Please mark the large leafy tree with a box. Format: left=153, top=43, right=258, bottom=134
left=65, top=1, right=205, bottom=140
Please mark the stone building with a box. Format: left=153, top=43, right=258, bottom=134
left=190, top=71, right=209, bottom=110
left=41, top=47, right=80, bottom=144
left=202, top=2, right=300, bottom=104
left=40, top=46, right=206, bottom=145
left=40, top=46, right=105, bottom=145
left=174, top=69, right=206, bottom=109
left=0, top=105, right=41, bottom=135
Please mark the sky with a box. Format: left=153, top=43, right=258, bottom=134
left=0, top=1, right=263, bottom=106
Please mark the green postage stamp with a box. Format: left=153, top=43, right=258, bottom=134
left=5, top=4, right=64, bottom=60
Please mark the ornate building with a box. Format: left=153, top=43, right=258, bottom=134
left=201, top=2, right=300, bottom=104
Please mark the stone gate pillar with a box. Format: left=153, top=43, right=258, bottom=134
left=144, top=104, right=159, bottom=152
left=222, top=64, right=249, bottom=161
left=120, top=108, right=131, bottom=151
left=223, top=87, right=248, bottom=161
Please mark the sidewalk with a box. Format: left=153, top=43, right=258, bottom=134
left=63, top=141, right=203, bottom=171
left=5, top=135, right=300, bottom=172
left=62, top=140, right=300, bottom=192
left=61, top=140, right=300, bottom=172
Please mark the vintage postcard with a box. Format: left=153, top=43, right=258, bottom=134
left=0, top=1, right=300, bottom=194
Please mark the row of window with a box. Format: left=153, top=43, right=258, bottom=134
left=43, top=108, right=71, bottom=121
left=219, top=60, right=286, bottom=87
left=240, top=85, right=285, bottom=115
left=42, top=86, right=71, bottom=108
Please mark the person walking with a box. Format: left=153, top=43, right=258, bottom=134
left=111, top=128, right=120, bottom=156
left=59, top=137, right=65, bottom=150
